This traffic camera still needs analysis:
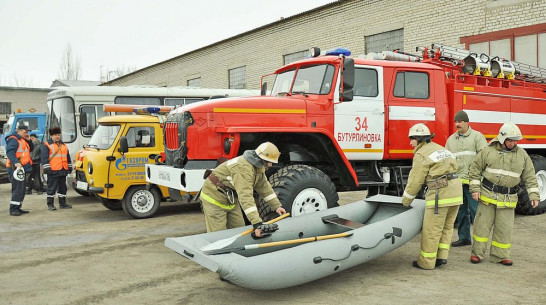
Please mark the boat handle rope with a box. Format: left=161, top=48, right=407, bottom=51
left=313, top=227, right=402, bottom=264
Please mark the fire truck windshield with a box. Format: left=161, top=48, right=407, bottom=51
left=271, top=64, right=335, bottom=96
left=88, top=124, right=121, bottom=150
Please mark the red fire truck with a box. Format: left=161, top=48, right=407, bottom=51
left=145, top=44, right=546, bottom=217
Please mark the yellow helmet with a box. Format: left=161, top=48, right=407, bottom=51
left=255, top=142, right=280, bottom=163
left=408, top=123, right=431, bottom=138
left=498, top=122, right=523, bottom=143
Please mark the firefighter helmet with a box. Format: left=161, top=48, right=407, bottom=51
left=498, top=122, right=523, bottom=143
left=255, top=142, right=280, bottom=163
left=408, top=123, right=431, bottom=138
left=13, top=167, right=25, bottom=182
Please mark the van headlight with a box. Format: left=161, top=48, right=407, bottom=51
left=87, top=162, right=93, bottom=175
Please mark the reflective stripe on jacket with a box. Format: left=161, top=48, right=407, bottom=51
left=445, top=126, right=487, bottom=184
left=402, top=141, right=463, bottom=208
left=200, top=155, right=282, bottom=224
left=469, top=138, right=539, bottom=208
left=5, top=135, right=32, bottom=168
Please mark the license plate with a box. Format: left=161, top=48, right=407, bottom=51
left=76, top=181, right=88, bottom=190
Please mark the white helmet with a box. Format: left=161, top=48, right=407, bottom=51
left=13, top=167, right=25, bottom=182
left=498, top=122, right=523, bottom=143
left=408, top=123, right=431, bottom=138
left=255, top=142, right=280, bottom=163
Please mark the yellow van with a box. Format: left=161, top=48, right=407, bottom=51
left=72, top=113, right=187, bottom=218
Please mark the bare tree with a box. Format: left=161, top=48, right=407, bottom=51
left=58, top=43, right=82, bottom=80
left=112, top=65, right=138, bottom=79
left=0, top=73, right=35, bottom=87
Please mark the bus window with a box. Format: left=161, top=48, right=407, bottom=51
left=50, top=97, right=76, bottom=143
left=164, top=98, right=184, bottom=106
left=115, top=97, right=161, bottom=105
left=80, top=105, right=107, bottom=137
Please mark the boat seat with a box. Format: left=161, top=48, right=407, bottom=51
left=322, top=214, right=364, bottom=229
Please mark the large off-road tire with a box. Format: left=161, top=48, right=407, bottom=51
left=122, top=186, right=161, bottom=219
left=516, top=154, right=546, bottom=215
left=259, top=165, right=338, bottom=219
left=99, top=197, right=123, bottom=210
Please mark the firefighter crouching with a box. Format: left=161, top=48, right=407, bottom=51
left=41, top=127, right=73, bottom=210
left=469, top=122, right=539, bottom=266
left=5, top=125, right=33, bottom=216
left=200, top=142, right=287, bottom=237
left=402, top=123, right=463, bottom=270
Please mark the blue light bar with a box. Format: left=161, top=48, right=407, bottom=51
left=325, top=47, right=351, bottom=57
left=134, top=107, right=160, bottom=114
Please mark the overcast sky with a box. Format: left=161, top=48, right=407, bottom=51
left=0, top=0, right=334, bottom=88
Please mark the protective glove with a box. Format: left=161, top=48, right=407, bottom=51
left=251, top=222, right=279, bottom=239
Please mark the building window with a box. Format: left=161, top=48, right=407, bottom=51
left=284, top=50, right=308, bottom=65
left=229, top=66, right=246, bottom=89
left=187, top=77, right=201, bottom=87
left=365, top=29, right=404, bottom=53
left=461, top=24, right=546, bottom=68
left=393, top=71, right=429, bottom=99
left=0, top=102, right=10, bottom=114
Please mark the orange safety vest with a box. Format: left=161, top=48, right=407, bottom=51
left=45, top=142, right=69, bottom=171
left=5, top=136, right=32, bottom=168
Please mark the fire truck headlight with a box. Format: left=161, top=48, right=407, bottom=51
left=223, top=138, right=231, bottom=154
left=87, top=162, right=93, bottom=175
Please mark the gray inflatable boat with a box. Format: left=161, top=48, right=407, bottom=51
left=165, top=195, right=425, bottom=290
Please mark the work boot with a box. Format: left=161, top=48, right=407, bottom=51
left=470, top=255, right=481, bottom=264
left=48, top=205, right=57, bottom=211
left=435, top=259, right=447, bottom=267
left=499, top=259, right=513, bottom=266
left=59, top=204, right=72, bottom=209
left=452, top=239, right=472, bottom=247
left=412, top=261, right=431, bottom=270
left=10, top=209, right=22, bottom=216
left=26, top=189, right=32, bottom=195
left=18, top=208, right=30, bottom=214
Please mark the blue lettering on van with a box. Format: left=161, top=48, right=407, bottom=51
left=115, top=155, right=149, bottom=171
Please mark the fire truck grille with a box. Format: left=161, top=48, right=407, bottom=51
left=165, top=122, right=179, bottom=150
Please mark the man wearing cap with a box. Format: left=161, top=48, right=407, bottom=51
left=445, top=110, right=487, bottom=247
left=200, top=142, right=286, bottom=237
left=469, top=122, right=539, bottom=266
left=5, top=125, right=33, bottom=216
left=26, top=133, right=45, bottom=195
left=41, top=126, right=73, bottom=210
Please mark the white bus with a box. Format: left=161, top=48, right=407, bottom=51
left=46, top=85, right=259, bottom=160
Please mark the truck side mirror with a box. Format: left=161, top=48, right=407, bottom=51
left=119, top=136, right=129, bottom=154
left=79, top=112, right=87, bottom=128
left=261, top=82, right=268, bottom=96
left=341, top=58, right=354, bottom=102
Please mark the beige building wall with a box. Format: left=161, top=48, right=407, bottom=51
left=106, top=0, right=546, bottom=89
left=0, top=87, right=51, bottom=121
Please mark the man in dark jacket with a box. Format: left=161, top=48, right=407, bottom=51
left=5, top=125, right=33, bottom=216
left=26, top=133, right=45, bottom=195
left=41, top=127, right=73, bottom=210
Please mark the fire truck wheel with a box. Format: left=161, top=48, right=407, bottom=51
left=516, top=155, right=546, bottom=215
left=99, top=198, right=123, bottom=210
left=259, top=165, right=338, bottom=218
left=123, top=186, right=161, bottom=219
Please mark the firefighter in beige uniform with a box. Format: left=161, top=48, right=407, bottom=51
left=469, top=123, right=539, bottom=266
left=402, top=123, right=463, bottom=270
left=200, top=142, right=287, bottom=237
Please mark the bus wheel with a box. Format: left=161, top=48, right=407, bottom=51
left=123, top=186, right=161, bottom=219
left=100, top=198, right=122, bottom=210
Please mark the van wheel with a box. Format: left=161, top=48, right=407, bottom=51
left=100, top=198, right=122, bottom=210
left=259, top=165, right=338, bottom=218
left=123, top=186, right=161, bottom=219
left=516, top=155, right=546, bottom=215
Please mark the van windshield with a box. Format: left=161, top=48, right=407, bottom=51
left=88, top=124, right=121, bottom=150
